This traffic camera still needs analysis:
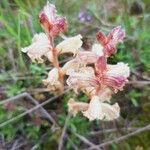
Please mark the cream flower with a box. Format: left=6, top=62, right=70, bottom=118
left=56, top=34, right=83, bottom=55
left=21, top=33, right=51, bottom=63
left=66, top=67, right=97, bottom=93
left=92, top=43, right=104, bottom=56
left=67, top=57, right=130, bottom=95
left=68, top=98, right=88, bottom=116
left=61, top=51, right=97, bottom=74
left=98, top=88, right=113, bottom=102
left=60, top=59, right=79, bottom=75
left=43, top=68, right=63, bottom=93
left=82, top=96, right=120, bottom=121
left=107, top=62, right=130, bottom=78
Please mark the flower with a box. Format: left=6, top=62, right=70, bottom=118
left=82, top=96, right=120, bottom=121
left=91, top=43, right=104, bottom=57
left=21, top=33, right=52, bottom=63
left=78, top=10, right=92, bottom=22
left=107, top=62, right=130, bottom=78
left=96, top=26, right=125, bottom=57
left=56, top=34, right=83, bottom=55
left=67, top=56, right=130, bottom=94
left=39, top=2, right=67, bottom=37
left=61, top=51, right=97, bottom=75
left=68, top=98, right=88, bottom=116
left=43, top=68, right=64, bottom=93
left=66, top=67, right=97, bottom=94
left=95, top=56, right=130, bottom=92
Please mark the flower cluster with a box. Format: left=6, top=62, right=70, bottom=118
left=22, top=2, right=130, bottom=121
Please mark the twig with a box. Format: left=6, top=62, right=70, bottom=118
left=0, top=89, right=70, bottom=128
left=74, top=133, right=95, bottom=147
left=10, top=140, right=18, bottom=150
left=0, top=92, right=27, bottom=105
left=31, top=132, right=48, bottom=150
left=86, top=123, right=150, bottom=150
left=74, top=133, right=101, bottom=150
left=89, top=127, right=137, bottom=135
left=131, top=70, right=150, bottom=81
left=25, top=93, right=59, bottom=128
left=58, top=113, right=71, bottom=150
left=11, top=141, right=30, bottom=150
left=0, top=91, right=59, bottom=127
left=127, top=81, right=150, bottom=85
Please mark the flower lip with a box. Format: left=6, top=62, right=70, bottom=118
left=56, top=34, right=83, bottom=55
left=82, top=96, right=120, bottom=121
left=21, top=32, right=51, bottom=63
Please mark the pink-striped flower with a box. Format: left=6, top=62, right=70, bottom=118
left=67, top=56, right=129, bottom=95
left=95, top=56, right=129, bottom=92
left=96, top=26, right=125, bottom=57
left=39, top=2, right=67, bottom=37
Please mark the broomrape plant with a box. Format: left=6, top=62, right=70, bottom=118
left=22, top=2, right=130, bottom=121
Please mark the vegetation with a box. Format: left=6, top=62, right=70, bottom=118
left=0, top=0, right=150, bottom=149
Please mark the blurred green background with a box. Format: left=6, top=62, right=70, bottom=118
left=0, top=0, right=150, bottom=149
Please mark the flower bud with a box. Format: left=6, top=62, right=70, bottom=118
left=39, top=2, right=67, bottom=37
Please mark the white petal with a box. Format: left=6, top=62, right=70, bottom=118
left=107, top=62, right=130, bottom=78
left=101, top=102, right=120, bottom=121
left=68, top=98, right=88, bottom=116
left=82, top=96, right=120, bottom=121
left=56, top=34, right=82, bottom=55
left=66, top=67, right=96, bottom=94
left=43, top=2, right=56, bottom=23
left=66, top=66, right=95, bottom=77
left=98, top=88, right=113, bottom=102
left=43, top=68, right=63, bottom=93
left=76, top=51, right=97, bottom=65
left=43, top=68, right=59, bottom=85
left=61, top=59, right=79, bottom=74
left=92, top=43, right=104, bottom=56
left=21, top=33, right=51, bottom=63
left=82, top=96, right=103, bottom=121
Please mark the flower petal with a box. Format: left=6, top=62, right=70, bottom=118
left=76, top=51, right=97, bottom=65
left=82, top=96, right=120, bottom=121
left=43, top=68, right=64, bottom=93
left=95, top=56, right=107, bottom=74
left=107, top=62, right=130, bottom=78
left=96, top=31, right=107, bottom=46
left=39, top=2, right=67, bottom=37
left=21, top=33, right=51, bottom=63
left=101, top=102, right=120, bottom=121
left=108, top=26, right=125, bottom=44
left=98, top=88, right=113, bottom=102
left=82, top=96, right=103, bottom=121
left=103, top=76, right=126, bottom=92
left=66, top=67, right=97, bottom=93
left=92, top=43, right=104, bottom=56
left=68, top=98, right=88, bottom=116
left=61, top=59, right=79, bottom=75
left=56, top=35, right=82, bottom=55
